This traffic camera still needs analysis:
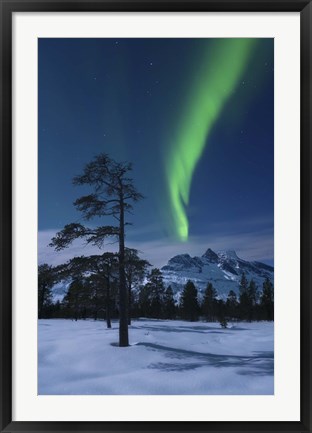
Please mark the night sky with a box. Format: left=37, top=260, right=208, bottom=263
left=38, top=38, right=274, bottom=267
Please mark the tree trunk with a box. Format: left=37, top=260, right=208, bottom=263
left=106, top=277, right=112, bottom=329
left=128, top=283, right=132, bottom=326
left=118, top=199, right=129, bottom=346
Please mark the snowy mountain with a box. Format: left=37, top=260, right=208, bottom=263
left=51, top=282, right=69, bottom=303
left=161, top=248, right=274, bottom=299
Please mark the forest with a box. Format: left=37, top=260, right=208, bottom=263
left=39, top=261, right=274, bottom=327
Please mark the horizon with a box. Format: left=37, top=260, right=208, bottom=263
left=39, top=228, right=274, bottom=269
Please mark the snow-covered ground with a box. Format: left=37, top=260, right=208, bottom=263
left=38, top=319, right=274, bottom=395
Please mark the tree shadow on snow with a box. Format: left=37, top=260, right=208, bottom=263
left=131, top=325, right=249, bottom=335
left=137, top=343, right=273, bottom=376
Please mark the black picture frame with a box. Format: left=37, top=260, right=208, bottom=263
left=1, top=1, right=311, bottom=432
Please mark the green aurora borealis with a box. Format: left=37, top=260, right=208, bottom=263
left=166, top=39, right=256, bottom=241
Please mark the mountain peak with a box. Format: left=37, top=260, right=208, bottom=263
left=202, top=248, right=219, bottom=263
left=164, top=253, right=203, bottom=271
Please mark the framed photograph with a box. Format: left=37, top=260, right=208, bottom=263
left=1, top=0, right=311, bottom=432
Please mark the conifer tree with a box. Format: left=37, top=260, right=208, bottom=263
left=180, top=280, right=199, bottom=321
left=202, top=282, right=218, bottom=321
left=138, top=284, right=152, bottom=318
left=238, top=272, right=250, bottom=320
left=247, top=279, right=258, bottom=321
left=226, top=290, right=238, bottom=320
left=144, top=268, right=165, bottom=319
left=63, top=278, right=90, bottom=321
left=38, top=264, right=56, bottom=319
left=260, top=278, right=274, bottom=320
left=50, top=153, right=143, bottom=346
left=86, top=274, right=106, bottom=321
left=163, top=286, right=176, bottom=319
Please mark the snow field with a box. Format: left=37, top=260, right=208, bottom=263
left=38, top=319, right=273, bottom=395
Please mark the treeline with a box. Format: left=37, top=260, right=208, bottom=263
left=39, top=262, right=274, bottom=326
left=127, top=270, right=273, bottom=324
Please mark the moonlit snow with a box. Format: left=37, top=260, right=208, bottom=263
left=38, top=319, right=273, bottom=395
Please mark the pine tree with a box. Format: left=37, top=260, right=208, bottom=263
left=247, top=279, right=258, bottom=321
left=87, top=253, right=119, bottom=328
left=216, top=299, right=227, bottom=323
left=50, top=154, right=143, bottom=347
left=163, top=286, right=176, bottom=319
left=239, top=272, right=248, bottom=293
left=180, top=280, right=199, bottom=321
left=226, top=290, right=238, bottom=320
left=138, top=285, right=152, bottom=318
left=63, top=278, right=90, bottom=321
left=202, top=282, right=218, bottom=322
left=238, top=272, right=250, bottom=320
left=85, top=274, right=105, bottom=321
left=38, top=264, right=55, bottom=319
left=144, top=268, right=166, bottom=319
left=260, top=278, right=274, bottom=320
